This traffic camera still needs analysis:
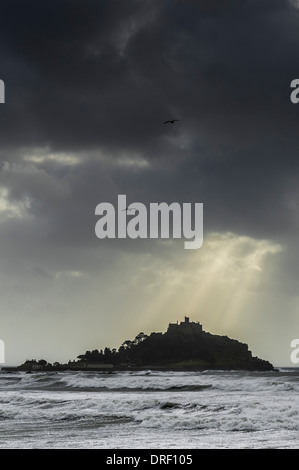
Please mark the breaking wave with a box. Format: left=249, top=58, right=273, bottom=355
left=0, top=368, right=298, bottom=448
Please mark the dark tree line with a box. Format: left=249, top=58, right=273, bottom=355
left=77, top=329, right=215, bottom=366
left=74, top=325, right=274, bottom=371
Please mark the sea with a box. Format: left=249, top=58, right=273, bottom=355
left=0, top=368, right=298, bottom=449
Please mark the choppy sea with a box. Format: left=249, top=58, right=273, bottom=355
left=0, top=368, right=298, bottom=449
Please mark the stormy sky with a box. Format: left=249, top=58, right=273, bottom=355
left=0, top=0, right=299, bottom=366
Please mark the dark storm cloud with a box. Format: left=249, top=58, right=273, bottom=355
left=0, top=0, right=164, bottom=151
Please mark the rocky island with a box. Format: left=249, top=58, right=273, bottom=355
left=14, top=317, right=274, bottom=372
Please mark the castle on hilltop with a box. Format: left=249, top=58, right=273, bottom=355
left=167, top=316, right=203, bottom=334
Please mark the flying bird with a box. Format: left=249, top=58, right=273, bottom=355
left=163, top=119, right=179, bottom=124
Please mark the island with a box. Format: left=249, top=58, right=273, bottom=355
left=11, top=317, right=274, bottom=372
